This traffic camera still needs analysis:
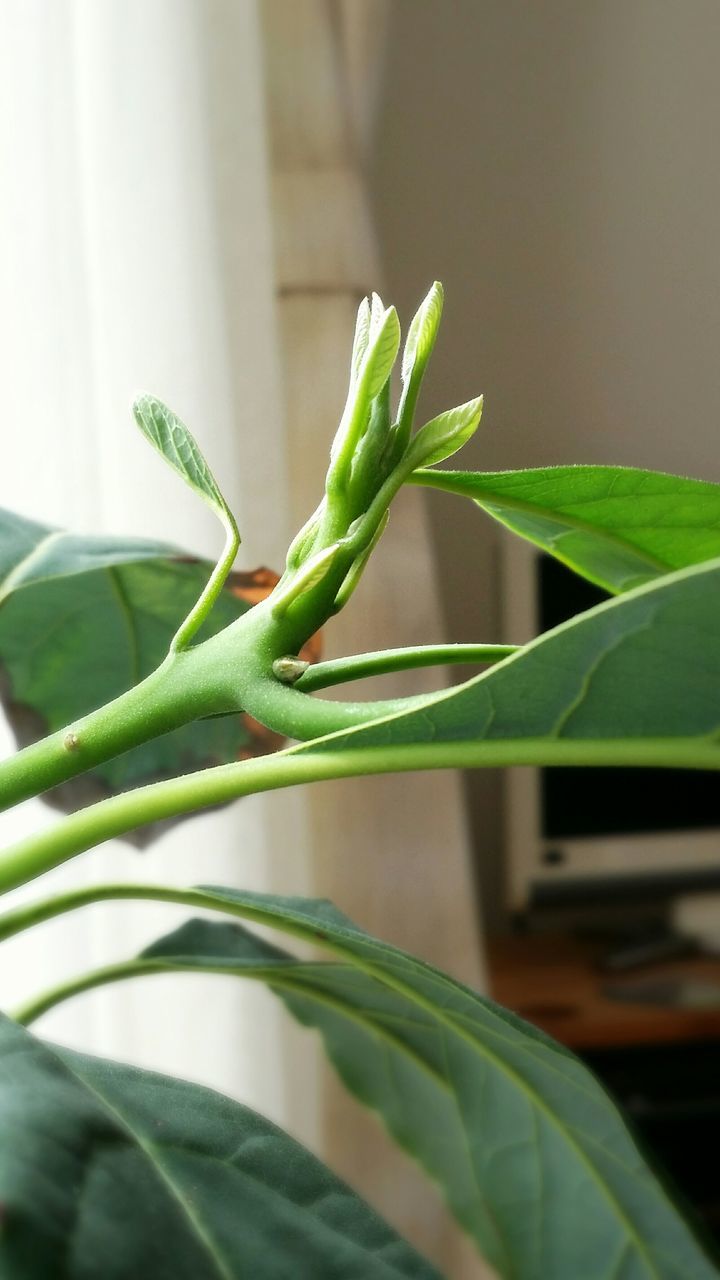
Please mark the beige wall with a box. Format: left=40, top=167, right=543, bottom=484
left=371, top=0, right=720, bottom=927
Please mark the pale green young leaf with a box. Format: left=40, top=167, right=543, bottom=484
left=333, top=511, right=389, bottom=611
left=365, top=305, right=401, bottom=401
left=0, top=1013, right=438, bottom=1280
left=133, top=394, right=229, bottom=519
left=370, top=290, right=386, bottom=335
left=350, top=296, right=371, bottom=383
left=329, top=307, right=400, bottom=474
left=410, top=464, right=720, bottom=593
left=393, top=283, right=445, bottom=453
left=406, top=396, right=483, bottom=470
left=271, top=541, right=342, bottom=616
left=133, top=396, right=240, bottom=650
left=401, top=281, right=444, bottom=385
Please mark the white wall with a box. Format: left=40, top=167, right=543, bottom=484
left=371, top=0, right=720, bottom=925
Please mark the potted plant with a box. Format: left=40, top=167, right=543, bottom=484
left=0, top=284, right=717, bottom=1278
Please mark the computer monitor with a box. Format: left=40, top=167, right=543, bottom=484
left=501, top=538, right=720, bottom=913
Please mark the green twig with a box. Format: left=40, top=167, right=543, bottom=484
left=0, top=736, right=717, bottom=899
left=295, top=644, right=518, bottom=693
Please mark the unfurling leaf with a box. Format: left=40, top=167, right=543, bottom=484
left=401, top=281, right=444, bottom=387
left=393, top=282, right=445, bottom=454
left=333, top=511, right=389, bottom=611
left=364, top=305, right=401, bottom=401
left=406, top=396, right=483, bottom=469
left=271, top=543, right=342, bottom=617
left=133, top=394, right=230, bottom=520
left=330, top=304, right=401, bottom=481
left=350, top=297, right=371, bottom=383
left=370, top=290, right=386, bottom=334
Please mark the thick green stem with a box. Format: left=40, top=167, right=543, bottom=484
left=0, top=590, right=433, bottom=812
left=0, top=737, right=717, bottom=897
left=296, top=644, right=518, bottom=693
left=0, top=649, right=228, bottom=814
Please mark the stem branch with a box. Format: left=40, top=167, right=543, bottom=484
left=296, top=644, right=518, bottom=693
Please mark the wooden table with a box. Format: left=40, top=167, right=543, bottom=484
left=488, top=933, right=720, bottom=1050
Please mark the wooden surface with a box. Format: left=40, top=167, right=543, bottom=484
left=489, top=934, right=720, bottom=1050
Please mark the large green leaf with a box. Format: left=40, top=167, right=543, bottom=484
left=0, top=1012, right=439, bottom=1280
left=46, top=896, right=716, bottom=1279
left=0, top=507, right=278, bottom=834
left=297, top=557, right=720, bottom=768
left=411, top=465, right=720, bottom=593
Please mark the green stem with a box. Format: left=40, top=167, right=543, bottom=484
left=171, top=512, right=240, bottom=651
left=296, top=644, right=518, bottom=693
left=0, top=587, right=432, bottom=811
left=0, top=737, right=717, bottom=897
left=0, top=648, right=227, bottom=814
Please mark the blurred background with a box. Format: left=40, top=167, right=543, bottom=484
left=2, top=3, right=720, bottom=1275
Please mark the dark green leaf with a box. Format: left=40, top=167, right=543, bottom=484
left=0, top=1012, right=439, bottom=1280
left=97, top=898, right=716, bottom=1279
left=411, top=465, right=720, bottom=592
left=0, top=507, right=278, bottom=837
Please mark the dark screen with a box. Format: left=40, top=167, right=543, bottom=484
left=538, top=555, right=720, bottom=840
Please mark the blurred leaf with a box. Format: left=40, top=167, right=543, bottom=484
left=0, top=1013, right=439, bottom=1280
left=0, top=507, right=283, bottom=841
left=67, top=896, right=716, bottom=1279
